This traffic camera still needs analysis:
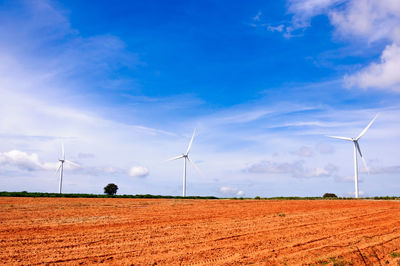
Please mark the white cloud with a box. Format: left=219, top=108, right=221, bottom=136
left=328, top=0, right=400, bottom=43
left=287, top=0, right=400, bottom=42
left=310, top=164, right=337, bottom=177
left=219, top=186, right=244, bottom=196
left=345, top=44, right=400, bottom=91
left=0, top=150, right=57, bottom=171
left=129, top=166, right=149, bottom=178
left=287, top=0, right=400, bottom=91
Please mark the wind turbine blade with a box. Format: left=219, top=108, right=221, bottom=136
left=165, top=155, right=184, bottom=162
left=357, top=114, right=378, bottom=140
left=356, top=142, right=370, bottom=174
left=61, top=143, right=65, bottom=160
left=361, top=155, right=370, bottom=174
left=355, top=141, right=363, bottom=157
left=326, top=135, right=353, bottom=141
left=186, top=128, right=196, bottom=155
left=55, top=163, right=62, bottom=174
left=65, top=160, right=80, bottom=167
left=187, top=156, right=202, bottom=176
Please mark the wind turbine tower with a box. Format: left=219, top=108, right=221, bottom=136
left=167, top=129, right=201, bottom=197
left=327, top=115, right=378, bottom=198
left=56, top=143, right=79, bottom=194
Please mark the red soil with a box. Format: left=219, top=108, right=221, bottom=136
left=0, top=198, right=400, bottom=265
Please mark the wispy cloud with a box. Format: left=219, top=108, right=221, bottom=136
left=208, top=109, right=272, bottom=125
left=267, top=25, right=285, bottom=32
left=248, top=11, right=285, bottom=33
left=369, top=165, right=400, bottom=174
left=286, top=0, right=344, bottom=32
left=244, top=159, right=338, bottom=179
left=0, top=0, right=141, bottom=99
left=77, top=153, right=96, bottom=159
left=315, top=142, right=335, bottom=154
left=253, top=11, right=262, bottom=21
left=293, top=146, right=314, bottom=157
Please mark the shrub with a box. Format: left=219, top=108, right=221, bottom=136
left=390, top=252, right=400, bottom=258
left=254, top=196, right=261, bottom=200
left=104, top=183, right=118, bottom=195
left=323, top=193, right=337, bottom=198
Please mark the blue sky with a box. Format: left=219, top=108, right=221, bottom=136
left=0, top=0, right=400, bottom=197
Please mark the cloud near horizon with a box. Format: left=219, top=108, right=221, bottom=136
left=244, top=160, right=338, bottom=179
left=219, top=186, right=244, bottom=196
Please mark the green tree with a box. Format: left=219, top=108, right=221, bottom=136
left=323, top=193, right=337, bottom=198
left=104, top=183, right=118, bottom=195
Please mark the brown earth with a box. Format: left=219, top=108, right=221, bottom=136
left=0, top=198, right=400, bottom=265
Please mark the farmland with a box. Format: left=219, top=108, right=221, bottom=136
left=1, top=197, right=400, bottom=265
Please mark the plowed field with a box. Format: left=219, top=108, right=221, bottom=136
left=1, top=198, right=400, bottom=265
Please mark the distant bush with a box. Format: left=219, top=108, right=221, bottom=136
left=0, top=191, right=218, bottom=199
left=323, top=193, right=338, bottom=198
left=267, top=196, right=322, bottom=200
left=373, top=196, right=398, bottom=200
left=0, top=191, right=398, bottom=200
left=254, top=196, right=261, bottom=200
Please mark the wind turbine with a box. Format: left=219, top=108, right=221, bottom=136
left=166, top=129, right=201, bottom=197
left=327, top=114, right=378, bottom=198
left=56, top=143, right=79, bottom=194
